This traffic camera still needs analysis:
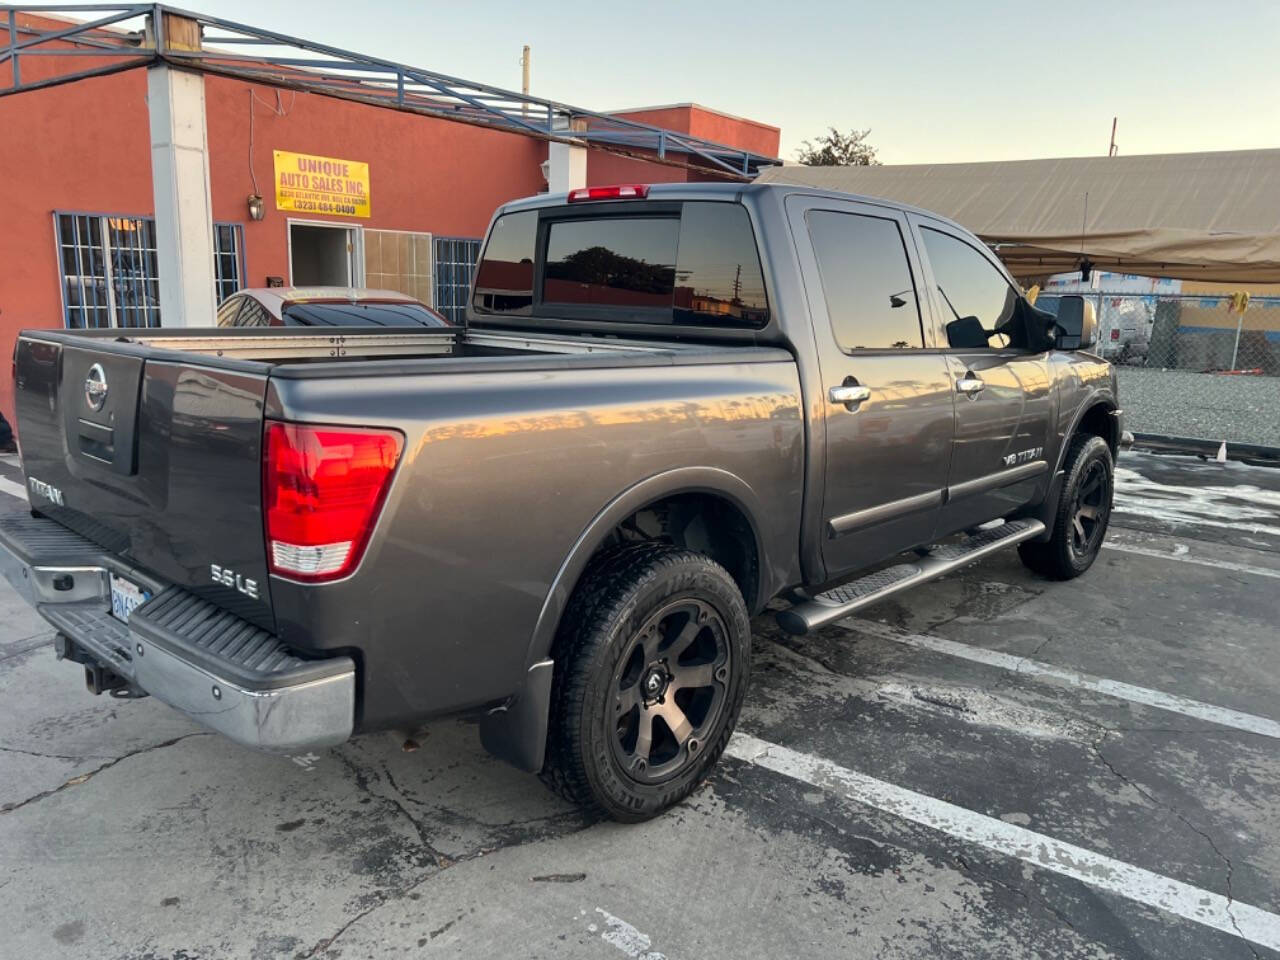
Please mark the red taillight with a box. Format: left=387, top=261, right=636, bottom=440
left=566, top=184, right=650, bottom=203
left=264, top=422, right=404, bottom=582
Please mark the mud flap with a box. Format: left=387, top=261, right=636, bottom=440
left=1028, top=469, right=1067, bottom=541
left=479, top=658, right=554, bottom=773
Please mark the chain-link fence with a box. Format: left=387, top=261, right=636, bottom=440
left=1038, top=291, right=1280, bottom=446
left=1085, top=292, right=1280, bottom=375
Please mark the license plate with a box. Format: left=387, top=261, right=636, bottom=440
left=109, top=574, right=150, bottom=623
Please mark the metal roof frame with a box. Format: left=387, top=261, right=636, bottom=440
left=1, top=4, right=780, bottom=178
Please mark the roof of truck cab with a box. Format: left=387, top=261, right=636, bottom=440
left=499, top=181, right=960, bottom=224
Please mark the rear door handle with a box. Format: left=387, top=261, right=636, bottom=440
left=829, top=384, right=872, bottom=409
left=956, top=375, right=985, bottom=397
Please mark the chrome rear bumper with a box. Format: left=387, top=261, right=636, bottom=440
left=0, top=515, right=354, bottom=754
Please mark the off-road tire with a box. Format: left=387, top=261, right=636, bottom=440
left=1019, top=434, right=1114, bottom=580
left=540, top=543, right=751, bottom=822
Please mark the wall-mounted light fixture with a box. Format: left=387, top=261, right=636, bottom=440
left=247, top=194, right=265, bottom=221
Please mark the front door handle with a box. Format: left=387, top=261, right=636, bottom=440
left=829, top=383, right=872, bottom=410
left=956, top=375, right=985, bottom=397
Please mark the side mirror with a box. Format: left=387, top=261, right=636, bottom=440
left=1053, top=295, right=1098, bottom=350
left=1080, top=299, right=1098, bottom=348
left=945, top=315, right=991, bottom=349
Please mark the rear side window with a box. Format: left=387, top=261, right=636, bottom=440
left=473, top=211, right=537, bottom=314
left=216, top=296, right=243, bottom=327
left=675, top=202, right=769, bottom=326
left=920, top=227, right=1018, bottom=349
left=472, top=201, right=768, bottom=328
left=235, top=298, right=272, bottom=328
left=806, top=210, right=923, bottom=351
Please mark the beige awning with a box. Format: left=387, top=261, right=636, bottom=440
left=757, top=149, right=1280, bottom=284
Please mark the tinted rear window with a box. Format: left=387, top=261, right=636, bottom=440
left=281, top=302, right=450, bottom=327
left=544, top=217, right=677, bottom=309
left=472, top=201, right=768, bottom=328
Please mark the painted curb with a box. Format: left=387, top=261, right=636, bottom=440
left=1132, top=432, right=1280, bottom=467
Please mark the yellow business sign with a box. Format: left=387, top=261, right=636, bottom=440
left=273, top=150, right=370, bottom=218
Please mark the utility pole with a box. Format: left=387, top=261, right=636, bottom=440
left=1108, top=117, right=1118, bottom=157
left=520, top=45, right=530, bottom=120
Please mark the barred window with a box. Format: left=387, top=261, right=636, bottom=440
left=56, top=213, right=245, bottom=328
left=214, top=223, right=244, bottom=306
left=57, top=214, right=113, bottom=329
left=433, top=236, right=481, bottom=325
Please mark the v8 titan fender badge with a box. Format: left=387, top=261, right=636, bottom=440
left=1002, top=446, right=1044, bottom=467
left=84, top=363, right=108, bottom=412
left=27, top=476, right=65, bottom=506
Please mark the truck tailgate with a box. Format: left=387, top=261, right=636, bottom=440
left=14, top=335, right=275, bottom=630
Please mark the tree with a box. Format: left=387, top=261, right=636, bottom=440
left=796, top=127, right=881, bottom=167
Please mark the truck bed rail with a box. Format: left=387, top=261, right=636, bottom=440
left=123, top=330, right=458, bottom=360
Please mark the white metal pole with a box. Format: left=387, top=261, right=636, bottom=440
left=146, top=12, right=216, bottom=327
left=548, top=116, right=587, bottom=193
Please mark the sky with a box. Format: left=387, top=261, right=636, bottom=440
left=197, top=0, right=1279, bottom=164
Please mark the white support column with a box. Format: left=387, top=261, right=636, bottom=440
left=147, top=63, right=216, bottom=327
left=547, top=118, right=587, bottom=194
left=547, top=141, right=587, bottom=194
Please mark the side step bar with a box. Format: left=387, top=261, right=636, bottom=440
left=776, top=518, right=1045, bottom=636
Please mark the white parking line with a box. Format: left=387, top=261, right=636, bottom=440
left=845, top=619, right=1280, bottom=740
left=727, top=732, right=1280, bottom=953
left=0, top=476, right=27, bottom=502
left=1104, top=539, right=1280, bottom=580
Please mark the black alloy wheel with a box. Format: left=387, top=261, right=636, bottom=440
left=1069, top=458, right=1111, bottom=561
left=608, top=598, right=731, bottom=784
left=1018, top=433, right=1115, bottom=580
left=541, top=543, right=751, bottom=821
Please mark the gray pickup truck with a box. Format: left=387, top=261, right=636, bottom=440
left=2, top=182, right=1122, bottom=821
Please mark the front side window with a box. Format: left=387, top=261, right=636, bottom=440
left=921, top=227, right=1018, bottom=349
left=806, top=210, right=923, bottom=351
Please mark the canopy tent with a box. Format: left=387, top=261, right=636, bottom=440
left=756, top=149, right=1280, bottom=284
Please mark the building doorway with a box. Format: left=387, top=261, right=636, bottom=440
left=289, top=221, right=360, bottom=286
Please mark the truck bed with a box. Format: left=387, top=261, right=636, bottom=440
left=13, top=323, right=803, bottom=732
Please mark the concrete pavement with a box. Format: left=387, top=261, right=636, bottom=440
left=1, top=449, right=1278, bottom=959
